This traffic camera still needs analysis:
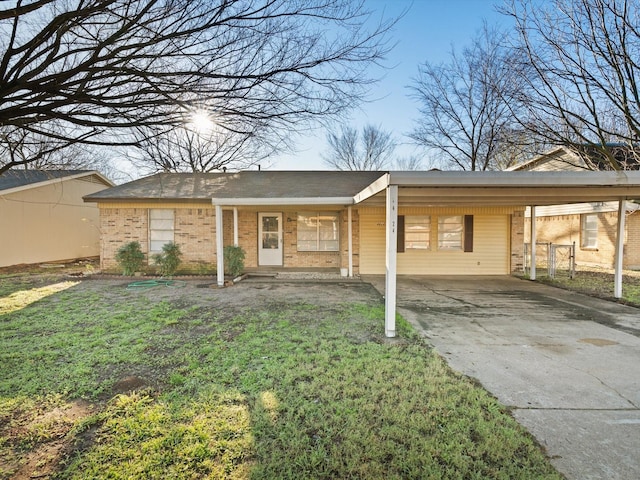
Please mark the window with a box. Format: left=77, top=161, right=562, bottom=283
left=404, top=216, right=431, bottom=250
left=438, top=215, right=463, bottom=250
left=581, top=214, right=598, bottom=248
left=297, top=212, right=339, bottom=251
left=149, top=209, right=174, bottom=253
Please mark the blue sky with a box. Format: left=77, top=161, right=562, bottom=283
left=272, top=0, right=509, bottom=170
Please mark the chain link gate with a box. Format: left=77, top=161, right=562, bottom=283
left=525, top=242, right=576, bottom=279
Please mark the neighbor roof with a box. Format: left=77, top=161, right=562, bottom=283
left=84, top=171, right=386, bottom=204
left=0, top=169, right=113, bottom=194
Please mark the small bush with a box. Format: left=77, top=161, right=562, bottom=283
left=152, top=242, right=182, bottom=277
left=224, top=246, right=245, bottom=277
left=115, top=242, right=145, bottom=276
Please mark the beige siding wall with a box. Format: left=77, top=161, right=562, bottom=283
left=0, top=177, right=108, bottom=267
left=359, top=207, right=517, bottom=275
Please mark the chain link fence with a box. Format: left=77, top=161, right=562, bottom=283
left=524, top=242, right=575, bottom=279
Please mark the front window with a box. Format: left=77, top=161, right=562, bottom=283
left=297, top=212, right=339, bottom=251
left=438, top=215, right=463, bottom=251
left=149, top=209, right=174, bottom=253
left=581, top=214, right=598, bottom=248
left=405, top=216, right=430, bottom=250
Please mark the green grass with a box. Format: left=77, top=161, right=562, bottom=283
left=0, top=279, right=562, bottom=479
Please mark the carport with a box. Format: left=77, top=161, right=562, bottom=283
left=354, top=170, right=640, bottom=337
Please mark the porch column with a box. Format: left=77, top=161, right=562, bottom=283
left=385, top=185, right=398, bottom=338
left=215, top=204, right=224, bottom=287
left=614, top=200, right=626, bottom=298
left=530, top=206, right=537, bottom=280
left=348, top=206, right=353, bottom=277
left=233, top=207, right=239, bottom=246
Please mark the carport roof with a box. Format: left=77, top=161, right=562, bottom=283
left=355, top=171, right=640, bottom=206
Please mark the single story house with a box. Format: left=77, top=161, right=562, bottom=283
left=0, top=170, right=114, bottom=268
left=512, top=147, right=640, bottom=270
left=84, top=169, right=640, bottom=337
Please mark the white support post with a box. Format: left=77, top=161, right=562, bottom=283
left=530, top=206, right=537, bottom=280
left=385, top=185, right=398, bottom=338
left=233, top=207, right=239, bottom=247
left=215, top=204, right=224, bottom=287
left=614, top=200, right=626, bottom=298
left=348, top=206, right=353, bottom=277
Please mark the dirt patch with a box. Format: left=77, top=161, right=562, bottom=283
left=1, top=400, right=94, bottom=480
left=578, top=338, right=619, bottom=346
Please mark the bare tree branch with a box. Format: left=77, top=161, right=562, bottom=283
left=0, top=0, right=396, bottom=174
left=322, top=123, right=396, bottom=170
left=503, top=0, right=640, bottom=170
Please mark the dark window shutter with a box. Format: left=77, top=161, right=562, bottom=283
left=397, top=215, right=405, bottom=253
left=464, top=215, right=474, bottom=252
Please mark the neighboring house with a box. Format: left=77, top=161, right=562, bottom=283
left=513, top=147, right=640, bottom=270
left=0, top=170, right=114, bottom=268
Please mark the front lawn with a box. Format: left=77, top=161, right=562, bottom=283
left=0, top=275, right=562, bottom=479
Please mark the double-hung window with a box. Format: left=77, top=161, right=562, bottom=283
left=149, top=209, right=175, bottom=253
left=438, top=215, right=464, bottom=251
left=581, top=214, right=598, bottom=249
left=297, top=212, right=339, bottom=251
left=404, top=216, right=430, bottom=250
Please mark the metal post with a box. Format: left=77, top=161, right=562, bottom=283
left=348, top=206, right=353, bottom=277
left=530, top=206, right=537, bottom=280
left=385, top=185, right=398, bottom=338
left=614, top=200, right=626, bottom=298
left=215, top=204, right=224, bottom=287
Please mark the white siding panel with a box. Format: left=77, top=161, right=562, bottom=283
left=359, top=210, right=510, bottom=275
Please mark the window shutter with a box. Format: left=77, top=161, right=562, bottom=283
left=397, top=215, right=405, bottom=253
left=464, top=215, right=474, bottom=252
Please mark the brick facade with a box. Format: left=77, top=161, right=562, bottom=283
left=523, top=211, right=640, bottom=269
left=98, top=204, right=360, bottom=274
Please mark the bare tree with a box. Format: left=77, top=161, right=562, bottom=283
left=393, top=154, right=423, bottom=170
left=323, top=124, right=397, bottom=170
left=127, top=123, right=278, bottom=174
left=503, top=0, right=640, bottom=170
left=409, top=25, right=527, bottom=171
left=0, top=0, right=395, bottom=174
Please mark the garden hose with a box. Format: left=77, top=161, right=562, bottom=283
left=126, top=279, right=187, bottom=289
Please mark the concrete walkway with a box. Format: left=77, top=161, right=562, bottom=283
left=365, top=275, right=640, bottom=480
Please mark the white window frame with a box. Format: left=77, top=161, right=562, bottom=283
left=581, top=213, right=598, bottom=249
left=297, top=211, right=340, bottom=252
left=437, top=215, right=463, bottom=251
left=149, top=209, right=175, bottom=254
left=405, top=215, right=431, bottom=250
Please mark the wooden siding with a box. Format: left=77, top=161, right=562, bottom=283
left=359, top=208, right=510, bottom=275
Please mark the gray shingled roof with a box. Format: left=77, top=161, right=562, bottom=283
left=84, top=171, right=386, bottom=202
left=0, top=170, right=94, bottom=192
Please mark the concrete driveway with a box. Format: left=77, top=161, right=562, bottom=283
left=365, top=275, right=640, bottom=480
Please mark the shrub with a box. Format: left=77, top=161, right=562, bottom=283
left=224, top=245, right=245, bottom=277
left=152, top=242, right=183, bottom=277
left=115, top=241, right=145, bottom=276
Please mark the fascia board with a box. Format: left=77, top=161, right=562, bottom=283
left=353, top=173, right=389, bottom=204
left=211, top=197, right=355, bottom=206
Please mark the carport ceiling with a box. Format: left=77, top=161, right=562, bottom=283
left=356, top=171, right=640, bottom=207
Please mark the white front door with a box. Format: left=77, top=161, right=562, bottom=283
left=258, top=212, right=283, bottom=266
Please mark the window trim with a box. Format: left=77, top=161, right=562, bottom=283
left=581, top=213, right=598, bottom=249
left=149, top=208, right=175, bottom=254
left=296, top=211, right=340, bottom=252
left=437, top=215, right=464, bottom=251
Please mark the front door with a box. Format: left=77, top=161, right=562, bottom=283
left=258, top=212, right=283, bottom=266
